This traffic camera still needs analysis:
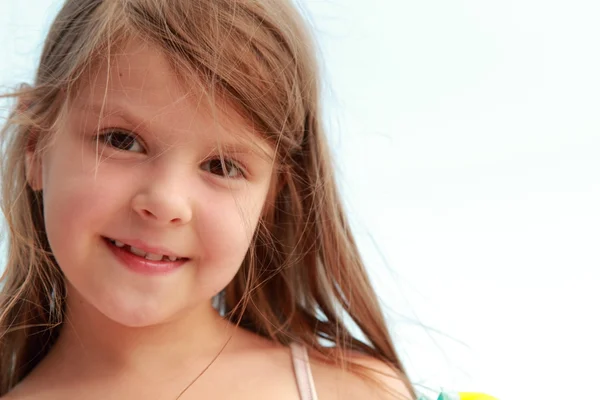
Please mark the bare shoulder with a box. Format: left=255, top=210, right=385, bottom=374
left=309, top=351, right=414, bottom=400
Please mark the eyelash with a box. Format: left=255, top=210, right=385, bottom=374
left=97, top=129, right=144, bottom=153
left=95, top=129, right=247, bottom=179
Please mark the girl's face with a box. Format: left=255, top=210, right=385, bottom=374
left=31, top=39, right=275, bottom=327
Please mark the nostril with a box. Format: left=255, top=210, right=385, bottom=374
left=132, top=198, right=191, bottom=224
left=142, top=209, right=155, bottom=218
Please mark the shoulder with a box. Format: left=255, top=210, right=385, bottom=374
left=351, top=354, right=414, bottom=400
left=309, top=350, right=414, bottom=400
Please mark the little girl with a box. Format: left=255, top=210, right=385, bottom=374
left=0, top=0, right=416, bottom=399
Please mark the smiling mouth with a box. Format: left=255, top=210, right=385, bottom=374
left=104, top=237, right=187, bottom=262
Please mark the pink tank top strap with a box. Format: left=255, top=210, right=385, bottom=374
left=290, top=342, right=319, bottom=400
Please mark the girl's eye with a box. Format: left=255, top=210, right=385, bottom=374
left=200, top=158, right=245, bottom=179
left=97, top=130, right=144, bottom=153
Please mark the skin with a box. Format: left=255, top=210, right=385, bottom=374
left=5, top=39, right=412, bottom=400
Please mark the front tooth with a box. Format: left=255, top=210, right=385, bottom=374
left=129, top=246, right=147, bottom=257
left=114, top=240, right=125, bottom=248
left=168, top=255, right=178, bottom=261
left=145, top=252, right=164, bottom=261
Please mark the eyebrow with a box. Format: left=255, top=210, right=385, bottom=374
left=73, top=100, right=276, bottom=161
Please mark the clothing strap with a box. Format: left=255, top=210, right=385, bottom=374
left=290, top=343, right=319, bottom=400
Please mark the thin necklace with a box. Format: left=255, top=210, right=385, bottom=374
left=174, top=334, right=234, bottom=399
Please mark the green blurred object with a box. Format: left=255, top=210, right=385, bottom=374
left=417, top=392, right=498, bottom=400
left=434, top=393, right=498, bottom=400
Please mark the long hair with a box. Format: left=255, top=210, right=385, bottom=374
left=0, top=0, right=416, bottom=397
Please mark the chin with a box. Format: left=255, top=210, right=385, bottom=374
left=105, top=307, right=169, bottom=328
left=100, top=288, right=221, bottom=330
left=97, top=299, right=171, bottom=328
left=70, top=283, right=185, bottom=329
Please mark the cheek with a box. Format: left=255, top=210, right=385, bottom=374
left=41, top=147, right=132, bottom=266
left=193, top=190, right=268, bottom=292
left=199, top=192, right=263, bottom=258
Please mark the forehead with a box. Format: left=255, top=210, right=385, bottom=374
left=70, top=38, right=272, bottom=155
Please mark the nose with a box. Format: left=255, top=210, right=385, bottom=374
left=131, top=170, right=193, bottom=226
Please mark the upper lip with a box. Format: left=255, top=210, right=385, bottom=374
left=105, top=237, right=188, bottom=259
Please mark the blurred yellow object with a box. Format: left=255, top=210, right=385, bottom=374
left=434, top=391, right=498, bottom=400
left=459, top=393, right=499, bottom=400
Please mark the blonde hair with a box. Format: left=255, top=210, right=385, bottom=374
left=0, top=0, right=416, bottom=397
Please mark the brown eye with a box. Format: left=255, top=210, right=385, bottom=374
left=98, top=130, right=144, bottom=153
left=200, top=158, right=244, bottom=179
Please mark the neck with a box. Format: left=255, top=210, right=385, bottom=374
left=44, top=290, right=235, bottom=380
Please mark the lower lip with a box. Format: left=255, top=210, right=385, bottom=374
left=104, top=238, right=187, bottom=275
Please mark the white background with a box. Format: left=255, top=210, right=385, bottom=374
left=1, top=1, right=599, bottom=399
